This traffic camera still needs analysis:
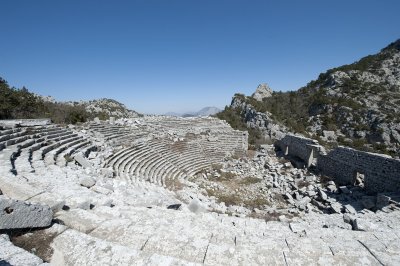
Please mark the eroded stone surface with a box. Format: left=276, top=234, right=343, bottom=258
left=0, top=196, right=52, bottom=230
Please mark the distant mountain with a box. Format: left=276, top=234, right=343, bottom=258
left=218, top=39, right=400, bottom=157
left=164, top=112, right=182, bottom=117
left=165, top=107, right=221, bottom=117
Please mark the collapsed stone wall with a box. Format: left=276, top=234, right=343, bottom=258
left=276, top=134, right=400, bottom=194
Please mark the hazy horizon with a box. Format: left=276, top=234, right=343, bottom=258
left=1, top=0, right=399, bottom=114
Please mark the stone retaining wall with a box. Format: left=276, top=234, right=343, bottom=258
left=276, top=135, right=400, bottom=193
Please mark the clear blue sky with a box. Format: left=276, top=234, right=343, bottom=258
left=0, top=1, right=399, bottom=114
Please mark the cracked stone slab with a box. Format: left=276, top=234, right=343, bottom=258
left=73, top=153, right=92, bottom=169
left=55, top=209, right=106, bottom=233
left=0, top=196, right=52, bottom=230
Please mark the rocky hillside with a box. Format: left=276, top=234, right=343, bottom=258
left=66, top=98, right=140, bottom=119
left=0, top=77, right=140, bottom=124
left=218, top=39, right=400, bottom=157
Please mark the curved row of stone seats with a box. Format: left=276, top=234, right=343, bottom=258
left=107, top=146, right=138, bottom=170
left=0, top=126, right=66, bottom=174
left=108, top=142, right=185, bottom=186
left=0, top=129, right=32, bottom=151
left=146, top=156, right=174, bottom=185
left=108, top=132, right=147, bottom=146
left=146, top=139, right=209, bottom=180
left=79, top=144, right=98, bottom=159
left=121, top=143, right=164, bottom=182
left=105, top=147, right=130, bottom=166
left=102, top=128, right=131, bottom=137
left=145, top=140, right=187, bottom=179
left=199, top=142, right=226, bottom=162
left=0, top=127, right=22, bottom=136
left=44, top=136, right=86, bottom=165
left=0, top=127, right=24, bottom=141
left=146, top=117, right=234, bottom=132
left=172, top=151, right=210, bottom=176
left=10, top=127, right=70, bottom=173
left=161, top=141, right=210, bottom=176
left=148, top=139, right=210, bottom=176
left=116, top=146, right=147, bottom=177
left=126, top=147, right=164, bottom=179
left=144, top=145, right=190, bottom=183
left=56, top=141, right=92, bottom=166
left=131, top=149, right=175, bottom=186
left=32, top=133, right=80, bottom=162
left=88, top=123, right=131, bottom=137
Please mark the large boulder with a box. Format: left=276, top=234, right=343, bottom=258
left=251, top=83, right=273, bottom=101
left=0, top=196, right=53, bottom=230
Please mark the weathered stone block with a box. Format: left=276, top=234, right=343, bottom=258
left=80, top=176, right=96, bottom=188
left=0, top=196, right=53, bottom=230
left=74, top=153, right=92, bottom=169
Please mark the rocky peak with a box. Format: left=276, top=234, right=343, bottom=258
left=251, top=83, right=273, bottom=101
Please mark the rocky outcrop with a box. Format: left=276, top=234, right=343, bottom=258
left=231, top=96, right=287, bottom=140
left=304, top=40, right=400, bottom=155
left=67, top=98, right=140, bottom=118
left=251, top=83, right=273, bottom=101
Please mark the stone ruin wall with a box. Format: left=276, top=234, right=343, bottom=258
left=236, top=130, right=249, bottom=156
left=275, top=135, right=322, bottom=167
left=318, top=147, right=400, bottom=193
left=276, top=135, right=400, bottom=194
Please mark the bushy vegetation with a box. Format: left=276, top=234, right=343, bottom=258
left=0, top=77, right=89, bottom=124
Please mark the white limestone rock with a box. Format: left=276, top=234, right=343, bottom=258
left=74, top=153, right=92, bottom=169
left=353, top=218, right=379, bottom=231
left=344, top=204, right=357, bottom=215
left=80, top=176, right=96, bottom=188
left=188, top=198, right=207, bottom=214
left=251, top=83, right=273, bottom=101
